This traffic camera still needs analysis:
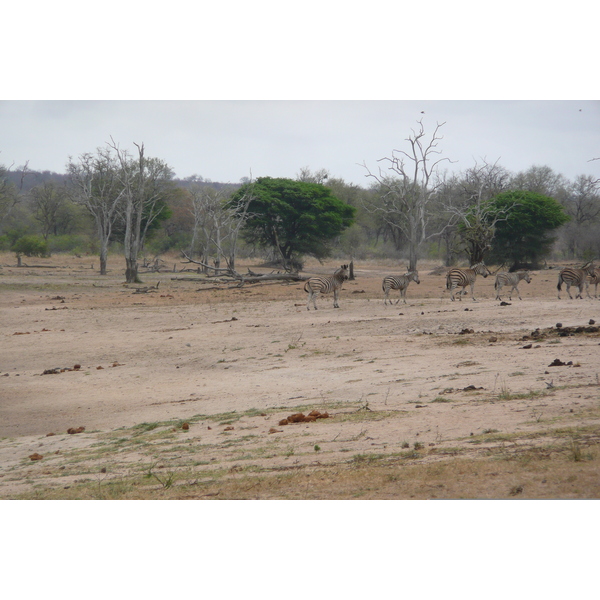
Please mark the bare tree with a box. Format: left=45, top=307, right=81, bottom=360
left=185, top=179, right=255, bottom=274
left=188, top=185, right=228, bottom=272
left=560, top=174, right=600, bottom=258
left=563, top=174, right=600, bottom=226
left=109, top=140, right=174, bottom=283
left=67, top=148, right=125, bottom=274
left=0, top=161, right=31, bottom=228
left=510, top=165, right=567, bottom=198
left=361, top=120, right=453, bottom=270
left=442, top=159, right=513, bottom=264
left=29, top=181, right=71, bottom=240
left=296, top=166, right=329, bottom=184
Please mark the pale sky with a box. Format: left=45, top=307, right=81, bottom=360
left=1, top=100, right=599, bottom=186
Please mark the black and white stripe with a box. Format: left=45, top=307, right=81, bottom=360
left=304, top=264, right=349, bottom=310
left=586, top=267, right=600, bottom=298
left=557, top=262, right=596, bottom=299
left=446, top=262, right=491, bottom=301
left=382, top=271, right=420, bottom=305
left=494, top=270, right=531, bottom=301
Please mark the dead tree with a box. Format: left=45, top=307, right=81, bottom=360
left=362, top=119, right=454, bottom=271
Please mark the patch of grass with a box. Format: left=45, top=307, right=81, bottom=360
left=334, top=409, right=407, bottom=424
left=132, top=422, right=159, bottom=433
left=497, top=387, right=546, bottom=402
left=568, top=439, right=594, bottom=462
left=431, top=396, right=453, bottom=403
left=352, top=453, right=386, bottom=464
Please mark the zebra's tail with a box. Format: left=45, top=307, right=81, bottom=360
left=304, top=281, right=311, bottom=293
left=557, top=275, right=562, bottom=291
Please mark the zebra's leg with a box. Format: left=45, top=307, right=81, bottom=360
left=495, top=284, right=502, bottom=301
left=383, top=289, right=389, bottom=305
left=576, top=284, right=584, bottom=300
left=449, top=284, right=456, bottom=301
left=307, top=290, right=319, bottom=310
left=515, top=285, right=522, bottom=301
left=470, top=283, right=477, bottom=301
left=566, top=283, right=574, bottom=300
left=333, top=289, right=340, bottom=308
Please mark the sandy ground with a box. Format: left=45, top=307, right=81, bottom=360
left=1, top=253, right=599, bottom=498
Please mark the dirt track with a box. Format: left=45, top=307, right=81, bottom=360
left=1, top=254, right=599, bottom=498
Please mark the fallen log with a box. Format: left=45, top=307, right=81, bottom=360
left=133, top=282, right=160, bottom=294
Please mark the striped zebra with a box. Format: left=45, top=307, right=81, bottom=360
left=446, top=262, right=491, bottom=301
left=557, top=262, right=596, bottom=299
left=586, top=267, right=600, bottom=298
left=304, top=264, right=349, bottom=310
left=494, top=270, right=531, bottom=301
left=382, top=271, right=420, bottom=305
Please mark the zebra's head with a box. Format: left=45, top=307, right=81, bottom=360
left=473, top=262, right=491, bottom=278
left=336, top=265, right=349, bottom=280
left=523, top=271, right=532, bottom=284
left=408, top=270, right=420, bottom=284
left=582, top=262, right=596, bottom=275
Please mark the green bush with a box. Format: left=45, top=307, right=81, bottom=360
left=11, top=235, right=50, bottom=257
left=47, top=234, right=95, bottom=255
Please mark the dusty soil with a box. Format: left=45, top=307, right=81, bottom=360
left=1, top=252, right=599, bottom=499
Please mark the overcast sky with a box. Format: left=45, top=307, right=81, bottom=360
left=1, top=100, right=599, bottom=186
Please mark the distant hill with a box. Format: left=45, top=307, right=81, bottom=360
left=4, top=169, right=68, bottom=193
left=3, top=168, right=236, bottom=194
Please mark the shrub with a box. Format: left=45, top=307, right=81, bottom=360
left=11, top=235, right=49, bottom=257
left=47, top=234, right=94, bottom=255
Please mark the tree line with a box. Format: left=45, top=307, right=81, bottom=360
left=1, top=122, right=598, bottom=279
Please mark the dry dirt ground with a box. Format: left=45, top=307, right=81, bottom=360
left=1, top=252, right=599, bottom=499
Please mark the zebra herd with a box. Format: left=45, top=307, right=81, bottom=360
left=304, top=262, right=599, bottom=309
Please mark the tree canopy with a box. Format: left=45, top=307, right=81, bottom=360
left=488, top=190, right=570, bottom=269
left=230, top=177, right=355, bottom=268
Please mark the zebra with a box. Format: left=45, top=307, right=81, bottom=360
left=494, top=270, right=531, bottom=301
left=586, top=267, right=600, bottom=298
left=557, top=262, right=596, bottom=299
left=446, top=262, right=491, bottom=301
left=304, top=264, right=349, bottom=310
left=382, top=270, right=420, bottom=305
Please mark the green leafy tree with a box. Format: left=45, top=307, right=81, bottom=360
left=231, top=177, right=355, bottom=270
left=11, top=234, right=49, bottom=258
left=488, top=190, right=570, bottom=269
